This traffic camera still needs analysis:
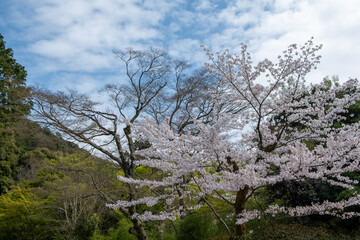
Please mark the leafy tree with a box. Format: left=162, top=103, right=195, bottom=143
left=0, top=33, right=31, bottom=124
left=109, top=40, right=360, bottom=239
left=30, top=152, right=121, bottom=240
left=0, top=149, right=125, bottom=240
left=0, top=34, right=31, bottom=194
left=0, top=186, right=52, bottom=240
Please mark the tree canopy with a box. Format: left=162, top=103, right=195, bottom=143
left=0, top=34, right=32, bottom=194
left=0, top=34, right=31, bottom=123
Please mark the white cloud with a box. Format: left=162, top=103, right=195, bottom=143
left=15, top=0, right=181, bottom=75
left=193, top=0, right=217, bottom=11
left=3, top=0, right=360, bottom=93
left=168, top=38, right=206, bottom=65
left=199, top=0, right=360, bottom=82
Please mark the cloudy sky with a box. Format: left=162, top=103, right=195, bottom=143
left=1, top=0, right=360, bottom=93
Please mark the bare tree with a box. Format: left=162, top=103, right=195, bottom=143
left=31, top=47, right=218, bottom=240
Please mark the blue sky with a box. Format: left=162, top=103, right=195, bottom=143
left=1, top=0, right=360, bottom=94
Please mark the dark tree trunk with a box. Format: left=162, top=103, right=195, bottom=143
left=234, top=188, right=249, bottom=239
left=129, top=218, right=148, bottom=240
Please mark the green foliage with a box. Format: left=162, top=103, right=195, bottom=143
left=177, top=213, right=219, bottom=240
left=92, top=215, right=137, bottom=240
left=0, top=130, right=123, bottom=240
left=74, top=214, right=99, bottom=240
left=135, top=165, right=152, bottom=176
left=0, top=132, right=19, bottom=193
left=0, top=33, right=31, bottom=125
left=265, top=179, right=342, bottom=207
left=0, top=186, right=52, bottom=240
left=14, top=119, right=79, bottom=153
left=0, top=34, right=32, bottom=194
left=249, top=223, right=360, bottom=240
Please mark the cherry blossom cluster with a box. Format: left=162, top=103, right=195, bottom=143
left=131, top=211, right=178, bottom=221
left=111, top=39, right=360, bottom=229
left=237, top=194, right=360, bottom=225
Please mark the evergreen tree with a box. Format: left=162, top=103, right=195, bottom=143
left=0, top=33, right=31, bottom=193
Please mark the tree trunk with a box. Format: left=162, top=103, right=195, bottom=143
left=127, top=182, right=148, bottom=240
left=118, top=199, right=148, bottom=240
left=129, top=218, right=148, bottom=240
left=235, top=187, right=249, bottom=239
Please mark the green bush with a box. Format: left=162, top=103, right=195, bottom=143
left=0, top=186, right=53, bottom=240
left=177, top=213, right=218, bottom=240
left=92, top=215, right=136, bottom=240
